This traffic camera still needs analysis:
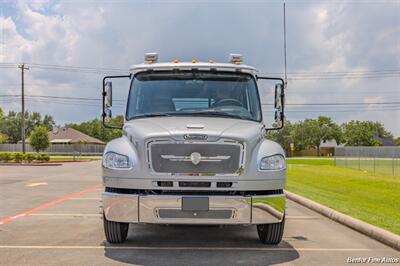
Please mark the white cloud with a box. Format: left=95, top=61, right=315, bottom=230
left=0, top=0, right=399, bottom=136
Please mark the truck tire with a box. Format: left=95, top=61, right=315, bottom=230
left=103, top=213, right=129, bottom=243
left=103, top=187, right=129, bottom=243
left=256, top=216, right=285, bottom=245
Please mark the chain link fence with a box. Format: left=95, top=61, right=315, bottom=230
left=0, top=143, right=105, bottom=155
left=334, top=147, right=400, bottom=176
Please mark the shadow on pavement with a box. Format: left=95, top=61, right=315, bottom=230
left=104, top=224, right=300, bottom=265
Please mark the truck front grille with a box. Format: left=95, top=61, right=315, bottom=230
left=148, top=140, right=244, bottom=175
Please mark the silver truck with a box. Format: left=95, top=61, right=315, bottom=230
left=101, top=53, right=286, bottom=244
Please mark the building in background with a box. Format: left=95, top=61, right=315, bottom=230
left=49, top=127, right=104, bottom=145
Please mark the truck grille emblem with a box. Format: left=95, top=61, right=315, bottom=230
left=190, top=152, right=201, bottom=165
left=161, top=153, right=231, bottom=165
left=183, top=134, right=208, bottom=141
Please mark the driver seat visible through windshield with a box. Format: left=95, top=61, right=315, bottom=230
left=143, top=95, right=176, bottom=113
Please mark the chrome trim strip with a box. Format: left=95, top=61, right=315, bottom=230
left=161, top=154, right=231, bottom=162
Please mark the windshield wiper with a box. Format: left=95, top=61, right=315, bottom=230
left=131, top=113, right=173, bottom=119
left=131, top=111, right=255, bottom=121
left=175, top=111, right=250, bottom=121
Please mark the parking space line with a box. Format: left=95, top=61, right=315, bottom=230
left=29, top=213, right=101, bottom=217
left=26, top=182, right=48, bottom=187
left=0, top=183, right=102, bottom=225
left=70, top=197, right=101, bottom=200
left=0, top=246, right=386, bottom=251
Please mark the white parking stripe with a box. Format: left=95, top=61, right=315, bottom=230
left=26, top=182, right=48, bottom=187
left=0, top=246, right=387, bottom=251
left=69, top=198, right=101, bottom=200
left=29, top=213, right=101, bottom=217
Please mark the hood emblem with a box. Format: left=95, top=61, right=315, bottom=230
left=161, top=153, right=230, bottom=165
left=183, top=134, right=208, bottom=141
left=186, top=124, right=204, bottom=129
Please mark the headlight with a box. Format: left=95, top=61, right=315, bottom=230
left=103, top=152, right=131, bottom=169
left=259, top=155, right=285, bottom=170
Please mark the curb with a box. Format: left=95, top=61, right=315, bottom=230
left=0, top=163, right=62, bottom=166
left=285, top=191, right=400, bottom=251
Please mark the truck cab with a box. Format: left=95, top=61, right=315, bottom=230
left=101, top=53, right=286, bottom=244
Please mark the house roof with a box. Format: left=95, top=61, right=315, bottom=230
left=374, top=135, right=395, bottom=146
left=320, top=139, right=340, bottom=148
left=49, top=127, right=104, bottom=144
left=50, top=139, right=72, bottom=144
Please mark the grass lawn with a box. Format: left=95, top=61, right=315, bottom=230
left=335, top=157, right=399, bottom=176
left=287, top=158, right=334, bottom=166
left=286, top=163, right=400, bottom=234
left=50, top=156, right=102, bottom=161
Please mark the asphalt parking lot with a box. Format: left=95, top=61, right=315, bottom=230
left=0, top=161, right=398, bottom=265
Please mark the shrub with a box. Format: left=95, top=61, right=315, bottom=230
left=14, top=152, right=24, bottom=163
left=30, top=126, right=50, bottom=153
left=24, top=153, right=36, bottom=163
left=35, top=154, right=42, bottom=161
left=40, top=154, right=50, bottom=162
left=0, top=152, right=13, bottom=162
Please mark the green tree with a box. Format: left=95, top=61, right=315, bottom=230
left=0, top=133, right=7, bottom=144
left=371, top=122, right=393, bottom=140
left=0, top=111, right=55, bottom=143
left=394, top=137, right=400, bottom=146
left=341, top=120, right=385, bottom=146
left=292, top=116, right=342, bottom=155
left=0, top=107, right=5, bottom=143
left=266, top=119, right=295, bottom=154
left=67, top=116, right=123, bottom=142
left=29, top=126, right=50, bottom=153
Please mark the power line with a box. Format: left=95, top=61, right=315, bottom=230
left=0, top=94, right=125, bottom=102
left=264, top=102, right=400, bottom=106
left=288, top=75, right=399, bottom=80
left=284, top=108, right=400, bottom=113
left=1, top=94, right=399, bottom=106
left=2, top=62, right=400, bottom=79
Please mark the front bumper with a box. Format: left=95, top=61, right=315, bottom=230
left=102, top=192, right=285, bottom=225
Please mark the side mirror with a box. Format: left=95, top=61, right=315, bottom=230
left=102, top=74, right=131, bottom=129
left=257, top=76, right=285, bottom=130
left=103, top=81, right=113, bottom=122
left=274, top=84, right=283, bottom=110
left=105, top=81, right=113, bottom=108
left=274, top=109, right=282, bottom=122
left=104, top=109, right=112, bottom=122
left=274, top=83, right=284, bottom=123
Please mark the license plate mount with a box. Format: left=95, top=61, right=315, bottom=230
left=182, top=197, right=209, bottom=211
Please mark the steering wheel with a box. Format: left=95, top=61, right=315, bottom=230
left=212, top=98, right=243, bottom=107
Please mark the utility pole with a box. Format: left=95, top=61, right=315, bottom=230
left=283, top=2, right=287, bottom=87
left=18, top=63, right=29, bottom=153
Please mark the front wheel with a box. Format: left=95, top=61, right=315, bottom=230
left=103, top=213, right=129, bottom=243
left=257, top=216, right=285, bottom=245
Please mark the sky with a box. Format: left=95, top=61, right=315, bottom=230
left=0, top=0, right=399, bottom=136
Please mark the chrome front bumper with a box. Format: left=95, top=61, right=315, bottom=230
left=103, top=192, right=285, bottom=225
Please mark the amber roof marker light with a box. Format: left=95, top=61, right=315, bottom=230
left=145, top=52, right=158, bottom=64
left=229, top=54, right=243, bottom=65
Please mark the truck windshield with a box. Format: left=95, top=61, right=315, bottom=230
left=126, top=71, right=262, bottom=122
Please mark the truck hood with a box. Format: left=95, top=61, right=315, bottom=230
left=123, top=117, right=264, bottom=143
